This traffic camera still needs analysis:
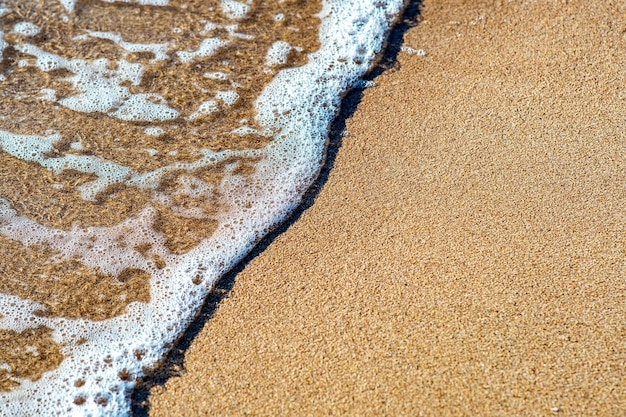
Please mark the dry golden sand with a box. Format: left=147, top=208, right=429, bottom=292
left=150, top=0, right=626, bottom=415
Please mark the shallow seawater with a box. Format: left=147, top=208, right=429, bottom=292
left=0, top=0, right=404, bottom=415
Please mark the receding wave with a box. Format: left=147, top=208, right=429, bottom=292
left=0, top=0, right=404, bottom=415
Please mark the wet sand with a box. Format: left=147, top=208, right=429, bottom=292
left=149, top=0, right=626, bottom=415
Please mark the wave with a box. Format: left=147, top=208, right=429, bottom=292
left=0, top=0, right=405, bottom=415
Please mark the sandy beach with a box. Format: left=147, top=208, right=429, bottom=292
left=148, top=0, right=626, bottom=415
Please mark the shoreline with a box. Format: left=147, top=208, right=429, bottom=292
left=131, top=3, right=423, bottom=413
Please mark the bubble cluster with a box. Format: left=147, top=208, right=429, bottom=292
left=220, top=0, right=252, bottom=20
left=12, top=22, right=40, bottom=37
left=265, top=41, right=294, bottom=67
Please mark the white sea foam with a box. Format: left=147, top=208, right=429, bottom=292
left=215, top=90, right=239, bottom=106
left=86, top=31, right=170, bottom=63
left=144, top=127, right=165, bottom=137
left=0, top=0, right=405, bottom=415
left=265, top=40, right=293, bottom=67
left=58, top=0, right=77, bottom=12
left=0, top=31, right=7, bottom=58
left=13, top=22, right=40, bottom=37
left=204, top=71, right=229, bottom=80
left=176, top=37, right=230, bottom=63
left=220, top=0, right=251, bottom=20
left=0, top=127, right=261, bottom=201
left=13, top=42, right=178, bottom=121
left=38, top=88, right=57, bottom=101
left=189, top=100, right=218, bottom=120
left=110, top=93, right=180, bottom=122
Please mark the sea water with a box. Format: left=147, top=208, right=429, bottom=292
left=0, top=0, right=405, bottom=415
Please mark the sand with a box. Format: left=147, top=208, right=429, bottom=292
left=148, top=0, right=626, bottom=415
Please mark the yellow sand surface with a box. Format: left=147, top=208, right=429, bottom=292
left=150, top=0, right=626, bottom=415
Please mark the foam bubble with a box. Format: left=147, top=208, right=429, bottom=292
left=0, top=31, right=7, bottom=59
left=265, top=41, right=293, bottom=67
left=58, top=0, right=77, bottom=12
left=87, top=31, right=170, bottom=62
left=220, top=0, right=251, bottom=20
left=14, top=42, right=181, bottom=122
left=38, top=88, right=57, bottom=101
left=0, top=130, right=133, bottom=201
left=110, top=93, right=180, bottom=122
left=13, top=22, right=40, bottom=37
left=144, top=127, right=165, bottom=137
left=188, top=100, right=219, bottom=120
left=215, top=90, right=239, bottom=106
left=176, top=37, right=230, bottom=63
left=203, top=71, right=229, bottom=80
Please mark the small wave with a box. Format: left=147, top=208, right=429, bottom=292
left=0, top=0, right=405, bottom=415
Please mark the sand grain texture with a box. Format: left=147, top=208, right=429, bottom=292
left=150, top=0, right=626, bottom=415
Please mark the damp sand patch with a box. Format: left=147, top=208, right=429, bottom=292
left=0, top=0, right=406, bottom=415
